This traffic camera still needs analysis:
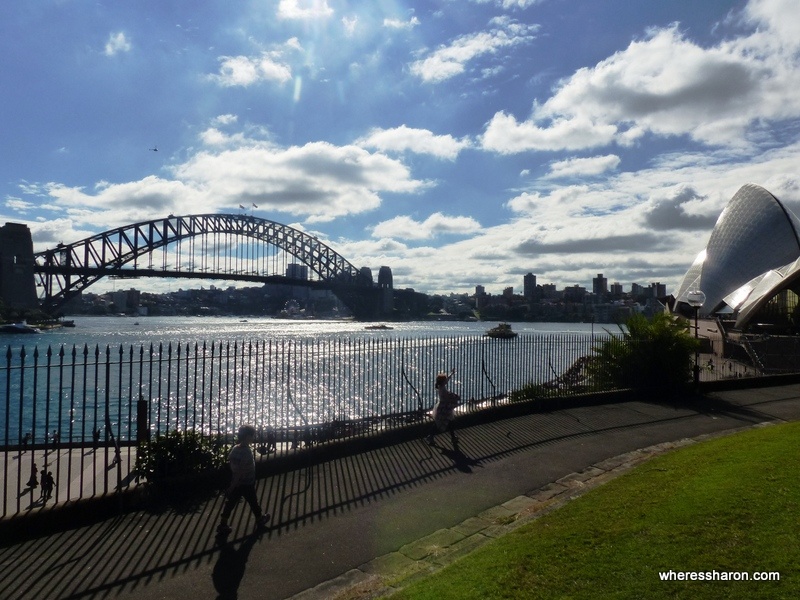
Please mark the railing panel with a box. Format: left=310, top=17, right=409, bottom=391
left=2, top=330, right=789, bottom=518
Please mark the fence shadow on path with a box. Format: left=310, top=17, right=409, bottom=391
left=0, top=397, right=775, bottom=600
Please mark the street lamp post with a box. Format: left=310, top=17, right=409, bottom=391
left=686, top=290, right=706, bottom=390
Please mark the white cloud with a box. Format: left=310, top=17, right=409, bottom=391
left=481, top=18, right=800, bottom=152
left=342, top=15, right=358, bottom=37
left=42, top=177, right=201, bottom=229
left=5, top=198, right=35, bottom=212
left=104, top=31, right=131, bottom=57
left=210, top=53, right=292, bottom=87
left=212, top=114, right=238, bottom=126
left=277, top=0, right=333, bottom=20
left=410, top=18, right=538, bottom=83
left=384, top=16, right=420, bottom=30
left=544, top=155, right=621, bottom=179
left=172, top=140, right=429, bottom=223
left=28, top=218, right=95, bottom=249
left=371, top=212, right=482, bottom=240
left=31, top=135, right=429, bottom=227
left=472, top=0, right=542, bottom=8
left=357, top=126, right=471, bottom=160
left=199, top=128, right=249, bottom=147
left=482, top=112, right=617, bottom=153
left=744, top=0, right=800, bottom=45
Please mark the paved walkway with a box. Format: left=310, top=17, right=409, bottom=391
left=1, top=384, right=799, bottom=600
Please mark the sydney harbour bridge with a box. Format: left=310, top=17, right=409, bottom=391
left=0, top=214, right=394, bottom=320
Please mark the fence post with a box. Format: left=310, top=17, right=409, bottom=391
left=137, top=397, right=150, bottom=444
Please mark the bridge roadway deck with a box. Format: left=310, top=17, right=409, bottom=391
left=2, top=383, right=800, bottom=599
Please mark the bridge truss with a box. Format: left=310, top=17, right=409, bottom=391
left=34, top=214, right=373, bottom=314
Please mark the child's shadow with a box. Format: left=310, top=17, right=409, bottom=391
left=212, top=531, right=260, bottom=600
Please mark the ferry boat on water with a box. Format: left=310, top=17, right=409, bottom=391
left=484, top=322, right=518, bottom=339
left=0, top=321, right=41, bottom=334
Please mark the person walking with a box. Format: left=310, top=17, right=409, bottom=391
left=27, top=462, right=39, bottom=489
left=41, top=471, right=54, bottom=502
left=427, top=369, right=461, bottom=447
left=217, top=425, right=270, bottom=537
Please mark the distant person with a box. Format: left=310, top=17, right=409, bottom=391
left=52, top=430, right=60, bottom=445
left=92, top=426, right=101, bottom=450
left=427, top=369, right=460, bottom=447
left=217, top=425, right=270, bottom=537
left=256, top=427, right=277, bottom=455
left=22, top=432, right=31, bottom=451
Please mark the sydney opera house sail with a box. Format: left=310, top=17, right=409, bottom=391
left=674, top=184, right=800, bottom=331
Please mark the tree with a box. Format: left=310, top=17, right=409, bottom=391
left=590, top=312, right=699, bottom=397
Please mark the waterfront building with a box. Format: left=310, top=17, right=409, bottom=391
left=541, top=283, right=557, bottom=299
left=631, top=283, right=647, bottom=298
left=674, top=184, right=800, bottom=332
left=563, top=285, right=587, bottom=303
left=523, top=273, right=536, bottom=300
left=592, top=273, right=608, bottom=296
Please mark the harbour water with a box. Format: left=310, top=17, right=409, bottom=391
left=1, top=316, right=601, bottom=348
left=1, top=317, right=604, bottom=446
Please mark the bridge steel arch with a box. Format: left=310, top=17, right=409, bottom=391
left=34, top=213, right=380, bottom=318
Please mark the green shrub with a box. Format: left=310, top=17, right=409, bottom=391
left=589, top=312, right=698, bottom=397
left=135, top=429, right=228, bottom=482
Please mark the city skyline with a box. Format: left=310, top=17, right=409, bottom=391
left=2, top=0, right=799, bottom=297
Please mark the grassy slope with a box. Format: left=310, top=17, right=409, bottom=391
left=391, top=422, right=800, bottom=599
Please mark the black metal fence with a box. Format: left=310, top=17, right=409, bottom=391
left=0, top=331, right=784, bottom=518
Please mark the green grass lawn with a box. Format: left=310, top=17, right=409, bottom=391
left=391, top=422, right=800, bottom=599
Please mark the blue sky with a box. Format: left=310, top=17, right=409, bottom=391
left=2, top=0, right=799, bottom=297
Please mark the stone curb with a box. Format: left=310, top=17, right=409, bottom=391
left=288, top=421, right=775, bottom=600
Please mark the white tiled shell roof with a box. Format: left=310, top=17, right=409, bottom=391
left=674, top=184, right=800, bottom=317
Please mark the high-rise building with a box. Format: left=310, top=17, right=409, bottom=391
left=563, top=285, right=587, bottom=302
left=592, top=273, right=608, bottom=295
left=523, top=273, right=536, bottom=299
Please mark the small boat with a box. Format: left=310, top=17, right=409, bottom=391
left=0, top=322, right=41, bottom=334
left=485, top=322, right=517, bottom=339
left=365, top=324, right=393, bottom=330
